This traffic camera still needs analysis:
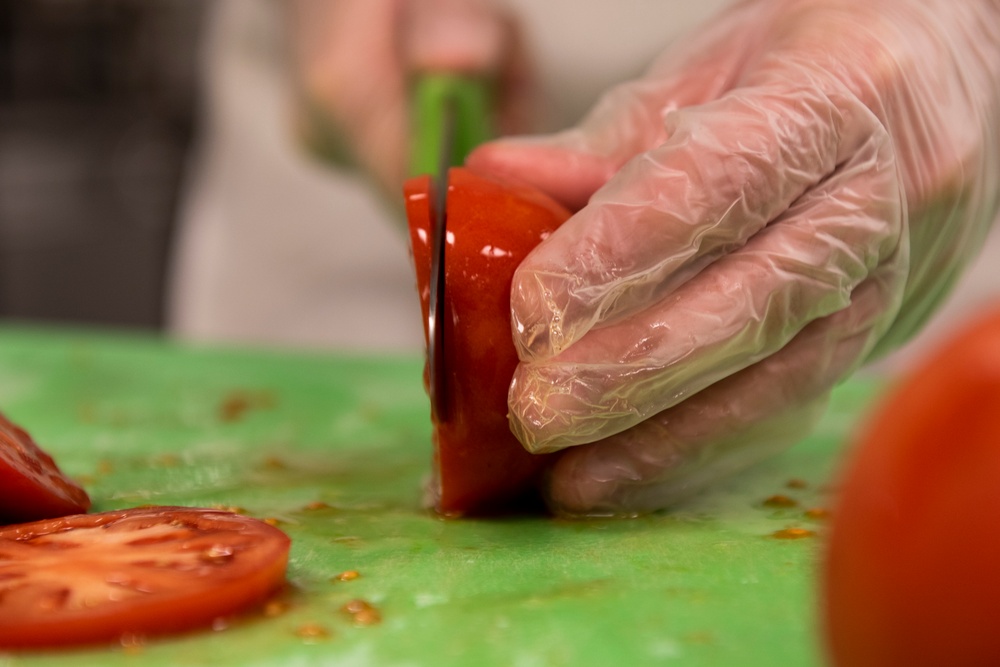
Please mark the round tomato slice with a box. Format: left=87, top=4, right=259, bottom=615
left=0, top=411, right=91, bottom=524
left=0, top=506, right=291, bottom=649
left=822, top=306, right=1000, bottom=666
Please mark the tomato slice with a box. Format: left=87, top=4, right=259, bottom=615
left=405, top=167, right=571, bottom=516
left=0, top=506, right=291, bottom=649
left=822, top=306, right=1000, bottom=666
left=0, top=411, right=91, bottom=524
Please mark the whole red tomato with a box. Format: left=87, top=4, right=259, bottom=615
left=405, top=167, right=571, bottom=516
left=822, top=306, right=1000, bottom=666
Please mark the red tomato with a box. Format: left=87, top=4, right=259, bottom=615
left=0, top=506, right=291, bottom=649
left=822, top=306, right=1000, bottom=666
left=0, top=411, right=91, bottom=524
left=405, top=167, right=571, bottom=516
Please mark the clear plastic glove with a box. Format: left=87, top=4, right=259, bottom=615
left=467, top=0, right=1000, bottom=516
left=288, top=0, right=533, bottom=201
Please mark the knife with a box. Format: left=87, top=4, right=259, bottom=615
left=410, top=74, right=494, bottom=422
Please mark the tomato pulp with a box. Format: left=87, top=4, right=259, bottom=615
left=0, top=411, right=91, bottom=524
left=0, top=506, right=291, bottom=649
left=822, top=306, right=1000, bottom=666
left=405, top=167, right=571, bottom=515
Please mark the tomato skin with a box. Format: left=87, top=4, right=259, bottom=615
left=822, top=306, right=1000, bottom=667
left=0, top=506, right=291, bottom=650
left=405, top=167, right=571, bottom=515
left=0, top=411, right=91, bottom=524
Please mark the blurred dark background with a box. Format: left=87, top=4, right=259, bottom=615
left=0, top=0, right=205, bottom=330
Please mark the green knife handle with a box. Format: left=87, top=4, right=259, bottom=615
left=409, top=73, right=494, bottom=178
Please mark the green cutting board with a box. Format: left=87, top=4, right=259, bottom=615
left=0, top=325, right=882, bottom=667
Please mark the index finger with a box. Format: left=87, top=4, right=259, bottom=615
left=507, top=102, right=905, bottom=452
left=508, top=81, right=873, bottom=363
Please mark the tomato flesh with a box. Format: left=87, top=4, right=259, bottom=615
left=822, top=306, right=1000, bottom=666
left=405, top=167, right=571, bottom=515
left=0, top=506, right=291, bottom=649
left=0, top=411, right=91, bottom=524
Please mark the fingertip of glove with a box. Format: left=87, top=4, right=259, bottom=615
left=510, top=285, right=558, bottom=363
left=466, top=137, right=611, bottom=211
left=507, top=363, right=590, bottom=455
left=542, top=435, right=694, bottom=518
left=544, top=449, right=639, bottom=518
left=507, top=404, right=562, bottom=455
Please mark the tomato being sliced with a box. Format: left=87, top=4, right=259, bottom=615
left=0, top=411, right=91, bottom=524
left=0, top=506, right=291, bottom=649
left=822, top=306, right=1000, bottom=666
left=405, top=167, right=571, bottom=516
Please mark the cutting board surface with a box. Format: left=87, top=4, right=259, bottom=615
left=0, top=326, right=882, bottom=666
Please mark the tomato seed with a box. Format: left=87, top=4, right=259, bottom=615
left=261, top=457, right=287, bottom=470
left=303, top=501, right=331, bottom=511
left=771, top=528, right=816, bottom=540
left=342, top=599, right=381, bottom=626
left=295, top=623, right=331, bottom=641
left=211, top=505, right=247, bottom=515
left=201, top=545, right=235, bottom=564
left=353, top=608, right=381, bottom=625
left=762, top=495, right=799, bottom=508
left=264, top=600, right=291, bottom=617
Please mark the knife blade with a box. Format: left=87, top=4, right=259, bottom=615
left=410, top=74, right=493, bottom=422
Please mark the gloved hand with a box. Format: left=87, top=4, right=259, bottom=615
left=287, top=0, right=533, bottom=201
left=467, top=0, right=1000, bottom=516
